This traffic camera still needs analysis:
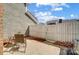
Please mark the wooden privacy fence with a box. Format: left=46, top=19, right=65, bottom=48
left=29, top=21, right=79, bottom=44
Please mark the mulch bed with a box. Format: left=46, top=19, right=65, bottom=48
left=53, top=41, right=74, bottom=48
left=26, top=36, right=46, bottom=42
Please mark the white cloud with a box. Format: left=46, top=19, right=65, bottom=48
left=34, top=11, right=65, bottom=23
left=36, top=3, right=40, bottom=7
left=53, top=7, right=63, bottom=11
left=61, top=3, right=70, bottom=8
left=35, top=11, right=51, bottom=17
left=36, top=3, right=70, bottom=8
left=35, top=3, right=69, bottom=11
left=49, top=3, right=69, bottom=8
left=34, top=10, right=38, bottom=12
left=50, top=3, right=69, bottom=11
left=36, top=3, right=49, bottom=7
left=70, top=14, right=74, bottom=17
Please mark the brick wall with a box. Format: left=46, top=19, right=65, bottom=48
left=0, top=4, right=3, bottom=55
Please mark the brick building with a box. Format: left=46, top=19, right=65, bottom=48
left=0, top=4, right=3, bottom=54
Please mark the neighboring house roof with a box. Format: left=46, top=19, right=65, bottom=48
left=47, top=20, right=58, bottom=25
left=62, top=19, right=79, bottom=22
left=46, top=19, right=79, bottom=25
left=25, top=11, right=38, bottom=24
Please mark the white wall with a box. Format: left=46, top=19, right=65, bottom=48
left=3, top=4, right=36, bottom=39
left=29, top=21, right=79, bottom=43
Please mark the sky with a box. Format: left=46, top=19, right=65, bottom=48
left=27, top=3, right=79, bottom=23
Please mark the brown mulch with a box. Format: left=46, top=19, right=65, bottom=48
left=53, top=41, right=74, bottom=48
left=26, top=36, right=46, bottom=42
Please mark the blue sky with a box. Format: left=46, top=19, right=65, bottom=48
left=27, top=3, right=79, bottom=23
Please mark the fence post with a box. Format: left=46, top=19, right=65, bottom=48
left=45, top=25, right=48, bottom=41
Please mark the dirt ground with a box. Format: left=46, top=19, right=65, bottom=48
left=3, top=39, right=60, bottom=55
